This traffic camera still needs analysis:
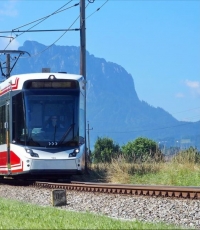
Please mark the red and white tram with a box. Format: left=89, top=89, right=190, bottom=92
left=0, top=72, right=86, bottom=180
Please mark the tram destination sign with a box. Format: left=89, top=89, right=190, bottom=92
left=24, top=80, right=78, bottom=89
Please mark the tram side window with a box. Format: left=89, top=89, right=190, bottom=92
left=0, top=105, right=6, bottom=144
left=79, top=92, right=85, bottom=144
left=12, top=93, right=25, bottom=144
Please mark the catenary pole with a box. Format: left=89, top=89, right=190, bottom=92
left=6, top=54, right=10, bottom=78
left=80, top=0, right=88, bottom=171
left=87, top=121, right=93, bottom=163
left=80, top=0, right=86, bottom=78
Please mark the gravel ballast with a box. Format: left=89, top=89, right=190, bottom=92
left=0, top=185, right=200, bottom=228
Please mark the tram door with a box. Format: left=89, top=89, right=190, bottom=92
left=0, top=101, right=10, bottom=174
left=6, top=100, right=11, bottom=173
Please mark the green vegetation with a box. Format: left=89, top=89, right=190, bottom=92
left=121, top=137, right=163, bottom=162
left=84, top=137, right=200, bottom=186
left=92, top=137, right=163, bottom=164
left=83, top=154, right=200, bottom=186
left=92, top=137, right=120, bottom=163
left=0, top=137, right=198, bottom=229
left=0, top=198, right=180, bottom=229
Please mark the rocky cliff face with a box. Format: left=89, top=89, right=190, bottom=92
left=7, top=40, right=199, bottom=148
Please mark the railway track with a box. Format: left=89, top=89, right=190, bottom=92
left=33, top=181, right=200, bottom=199
left=1, top=178, right=200, bottom=199
left=1, top=179, right=200, bottom=228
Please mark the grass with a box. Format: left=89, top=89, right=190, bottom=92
left=0, top=149, right=198, bottom=229
left=0, top=198, right=180, bottom=229
left=74, top=149, right=200, bottom=186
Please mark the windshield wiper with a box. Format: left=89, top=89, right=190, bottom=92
left=53, top=125, right=57, bottom=142
left=58, top=123, right=74, bottom=145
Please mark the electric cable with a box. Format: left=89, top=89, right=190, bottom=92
left=30, top=15, right=80, bottom=57
left=172, top=107, right=200, bottom=115
left=20, top=2, right=90, bottom=58
left=86, top=0, right=109, bottom=19
left=25, top=0, right=108, bottom=57
left=91, top=117, right=200, bottom=134
left=13, top=1, right=77, bottom=32
left=1, top=0, right=108, bottom=56
left=1, top=0, right=79, bottom=51
left=12, top=1, right=77, bottom=38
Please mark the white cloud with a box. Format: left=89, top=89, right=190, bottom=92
left=185, top=79, right=200, bottom=96
left=0, top=38, right=20, bottom=50
left=0, top=0, right=18, bottom=17
left=185, top=80, right=200, bottom=89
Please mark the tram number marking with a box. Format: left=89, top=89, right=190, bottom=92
left=48, top=142, right=58, bottom=146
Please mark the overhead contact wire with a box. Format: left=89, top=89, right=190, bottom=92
left=86, top=0, right=109, bottom=19
left=24, top=2, right=90, bottom=58
left=2, top=0, right=79, bottom=51
left=12, top=1, right=77, bottom=38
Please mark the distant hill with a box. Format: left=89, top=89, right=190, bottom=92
left=4, top=41, right=200, bottom=149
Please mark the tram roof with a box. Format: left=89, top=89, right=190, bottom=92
left=13, top=72, right=82, bottom=79
left=0, top=72, right=84, bottom=92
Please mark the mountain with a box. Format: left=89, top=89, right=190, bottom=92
left=4, top=41, right=200, bottom=149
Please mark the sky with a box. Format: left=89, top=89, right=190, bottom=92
left=0, top=0, right=200, bottom=122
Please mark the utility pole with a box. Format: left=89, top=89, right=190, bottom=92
left=87, top=121, right=93, bottom=160
left=6, top=54, right=10, bottom=78
left=80, top=0, right=86, bottom=78
left=0, top=50, right=30, bottom=79
left=80, top=0, right=88, bottom=172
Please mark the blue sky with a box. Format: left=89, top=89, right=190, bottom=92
left=0, top=0, right=200, bottom=122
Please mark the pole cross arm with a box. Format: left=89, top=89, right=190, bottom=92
left=0, top=50, right=30, bottom=56
left=0, top=50, right=30, bottom=79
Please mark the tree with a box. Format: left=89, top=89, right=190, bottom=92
left=92, top=137, right=120, bottom=163
left=121, top=137, right=163, bottom=162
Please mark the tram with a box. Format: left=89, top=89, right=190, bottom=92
left=0, top=72, right=86, bottom=180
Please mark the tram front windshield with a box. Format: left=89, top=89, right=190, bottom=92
left=13, top=89, right=80, bottom=148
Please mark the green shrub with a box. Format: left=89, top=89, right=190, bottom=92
left=121, top=137, right=163, bottom=162
left=92, top=137, right=120, bottom=163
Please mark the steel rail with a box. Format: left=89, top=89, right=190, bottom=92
left=33, top=181, right=200, bottom=199
left=1, top=179, right=200, bottom=199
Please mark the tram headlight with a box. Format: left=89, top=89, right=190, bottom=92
left=49, top=75, right=56, bottom=80
left=69, top=148, right=79, bottom=157
left=25, top=148, right=39, bottom=158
